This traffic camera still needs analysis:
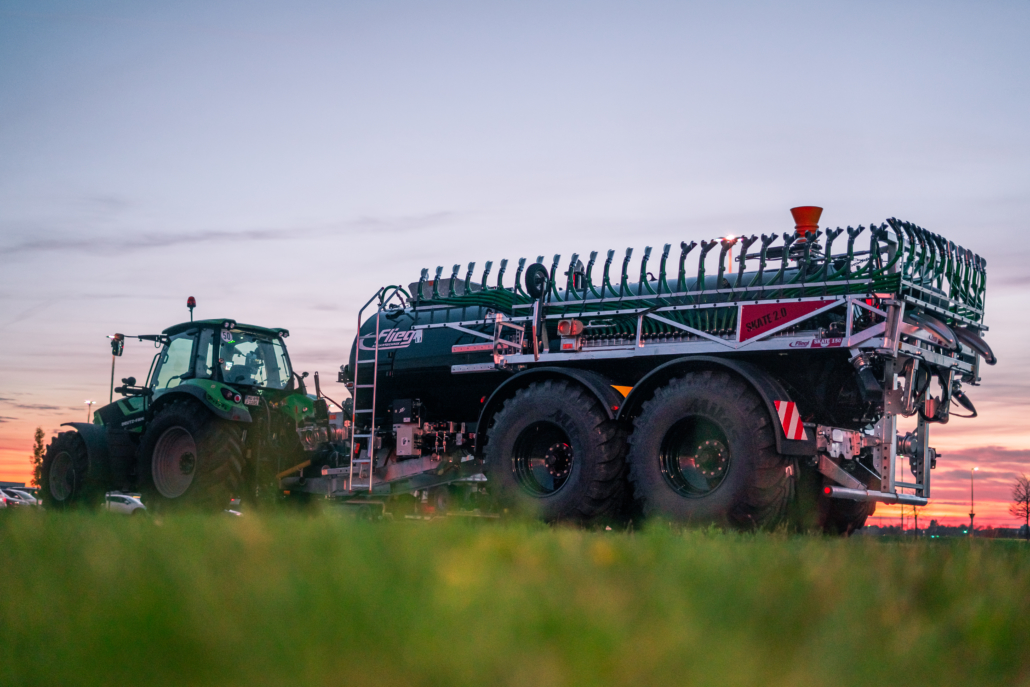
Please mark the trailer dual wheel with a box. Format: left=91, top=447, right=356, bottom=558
left=138, top=400, right=244, bottom=511
left=40, top=431, right=104, bottom=509
left=484, top=379, right=627, bottom=522
left=626, top=371, right=792, bottom=528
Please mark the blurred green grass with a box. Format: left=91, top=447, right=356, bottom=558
left=1, top=510, right=1028, bottom=687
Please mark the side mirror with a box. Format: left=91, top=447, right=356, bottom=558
left=110, top=333, right=125, bottom=357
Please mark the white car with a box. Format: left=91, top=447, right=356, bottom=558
left=104, top=493, right=147, bottom=515
left=2, top=488, right=39, bottom=507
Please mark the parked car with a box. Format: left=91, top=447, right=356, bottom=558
left=104, top=493, right=147, bottom=516
left=2, top=488, right=39, bottom=507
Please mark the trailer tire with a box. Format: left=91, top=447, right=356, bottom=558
left=626, top=371, right=792, bottom=528
left=484, top=380, right=627, bottom=522
left=790, top=463, right=876, bottom=535
left=138, top=400, right=244, bottom=511
left=40, top=431, right=104, bottom=510
left=821, top=497, right=875, bottom=535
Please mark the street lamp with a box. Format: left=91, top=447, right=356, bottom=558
left=85, top=400, right=95, bottom=423
left=970, top=467, right=979, bottom=537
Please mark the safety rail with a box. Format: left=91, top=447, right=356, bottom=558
left=407, top=218, right=986, bottom=332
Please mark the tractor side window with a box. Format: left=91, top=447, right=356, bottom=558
left=195, top=329, right=214, bottom=379
left=151, top=333, right=196, bottom=391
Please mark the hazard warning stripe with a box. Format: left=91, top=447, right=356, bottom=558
left=774, top=400, right=808, bottom=441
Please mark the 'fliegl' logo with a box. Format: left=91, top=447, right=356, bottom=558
left=358, top=328, right=423, bottom=351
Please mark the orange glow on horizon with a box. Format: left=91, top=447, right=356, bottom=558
left=2, top=424, right=1025, bottom=527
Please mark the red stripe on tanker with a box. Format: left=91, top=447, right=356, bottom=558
left=774, top=400, right=808, bottom=440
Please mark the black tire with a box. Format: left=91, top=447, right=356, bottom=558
left=523, top=263, right=550, bottom=299
left=40, top=431, right=105, bottom=510
left=821, top=496, right=875, bottom=535
left=789, top=462, right=876, bottom=536
left=138, top=400, right=244, bottom=511
left=626, top=371, right=792, bottom=529
left=484, top=380, right=628, bottom=522
left=821, top=467, right=877, bottom=535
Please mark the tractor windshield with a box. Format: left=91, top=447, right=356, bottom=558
left=217, top=329, right=291, bottom=389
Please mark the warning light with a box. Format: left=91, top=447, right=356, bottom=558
left=187, top=296, right=196, bottom=322
left=221, top=388, right=243, bottom=404
left=557, top=319, right=584, bottom=336
left=823, top=486, right=833, bottom=495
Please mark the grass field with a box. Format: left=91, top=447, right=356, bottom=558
left=1, top=510, right=1028, bottom=687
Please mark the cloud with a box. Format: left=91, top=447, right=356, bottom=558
left=937, top=445, right=1030, bottom=463
left=0, top=213, right=455, bottom=258
left=0, top=301, right=60, bottom=332
left=0, top=398, right=61, bottom=411
left=0, top=417, right=15, bottom=423
left=11, top=403, right=62, bottom=411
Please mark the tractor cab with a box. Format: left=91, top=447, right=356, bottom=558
left=148, top=320, right=296, bottom=397
left=95, top=319, right=299, bottom=432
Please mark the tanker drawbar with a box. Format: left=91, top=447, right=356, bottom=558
left=284, top=206, right=994, bottom=532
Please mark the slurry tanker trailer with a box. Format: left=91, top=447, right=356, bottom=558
left=43, top=206, right=995, bottom=533
left=290, top=205, right=994, bottom=532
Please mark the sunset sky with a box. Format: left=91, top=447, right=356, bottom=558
left=1, top=1, right=1027, bottom=525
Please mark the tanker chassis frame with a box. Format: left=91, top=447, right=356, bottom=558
left=283, top=209, right=992, bottom=530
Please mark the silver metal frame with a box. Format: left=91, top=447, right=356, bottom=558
left=426, top=287, right=974, bottom=507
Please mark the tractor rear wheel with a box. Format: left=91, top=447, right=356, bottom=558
left=484, top=380, right=627, bottom=522
left=40, top=431, right=104, bottom=510
left=626, top=371, right=792, bottom=529
left=138, top=401, right=244, bottom=511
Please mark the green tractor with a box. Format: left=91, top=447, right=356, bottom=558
left=41, top=316, right=329, bottom=511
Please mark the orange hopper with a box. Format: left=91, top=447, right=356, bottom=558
left=790, top=206, right=822, bottom=237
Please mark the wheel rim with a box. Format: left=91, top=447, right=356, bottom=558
left=511, top=421, right=574, bottom=496
left=49, top=451, right=74, bottom=502
left=659, top=416, right=731, bottom=497
left=152, top=426, right=198, bottom=498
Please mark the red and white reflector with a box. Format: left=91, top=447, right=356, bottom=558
left=774, top=400, right=808, bottom=441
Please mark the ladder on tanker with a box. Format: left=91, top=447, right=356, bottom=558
left=348, top=287, right=407, bottom=492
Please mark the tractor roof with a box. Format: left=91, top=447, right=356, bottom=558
left=162, top=319, right=289, bottom=338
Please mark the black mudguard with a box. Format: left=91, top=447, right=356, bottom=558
left=150, top=386, right=253, bottom=423
left=475, top=367, right=626, bottom=453
left=60, top=422, right=114, bottom=486
left=617, top=356, right=817, bottom=457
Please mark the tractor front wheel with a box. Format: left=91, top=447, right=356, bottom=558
left=138, top=401, right=244, bottom=511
